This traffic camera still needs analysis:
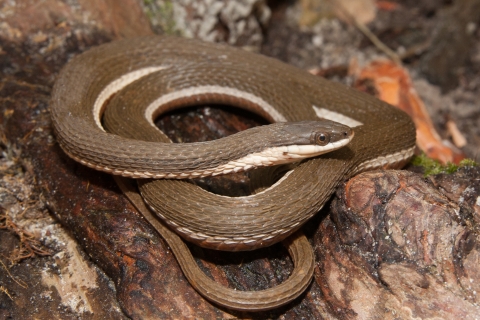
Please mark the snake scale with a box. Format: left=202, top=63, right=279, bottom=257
left=50, top=36, right=416, bottom=311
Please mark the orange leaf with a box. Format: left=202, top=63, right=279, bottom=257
left=355, top=60, right=464, bottom=164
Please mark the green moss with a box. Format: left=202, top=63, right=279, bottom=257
left=143, top=0, right=180, bottom=36
left=411, top=154, right=478, bottom=176
left=459, top=158, right=478, bottom=167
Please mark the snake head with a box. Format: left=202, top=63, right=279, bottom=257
left=267, top=120, right=354, bottom=160
left=307, top=121, right=354, bottom=147
left=277, top=120, right=353, bottom=146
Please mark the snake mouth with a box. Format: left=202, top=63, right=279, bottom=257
left=283, top=133, right=354, bottom=158
left=208, top=130, right=354, bottom=176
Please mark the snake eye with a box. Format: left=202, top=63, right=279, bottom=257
left=314, top=132, right=330, bottom=146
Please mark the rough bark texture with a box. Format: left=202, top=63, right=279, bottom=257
left=315, top=170, right=480, bottom=319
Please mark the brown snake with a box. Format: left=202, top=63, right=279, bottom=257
left=50, top=36, right=416, bottom=311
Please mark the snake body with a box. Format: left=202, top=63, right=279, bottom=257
left=50, top=36, right=416, bottom=311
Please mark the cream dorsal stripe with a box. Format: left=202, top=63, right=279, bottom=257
left=93, top=66, right=168, bottom=129
left=144, top=85, right=288, bottom=125
left=313, top=105, right=363, bottom=127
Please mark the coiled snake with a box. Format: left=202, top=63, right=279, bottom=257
left=50, top=36, right=416, bottom=311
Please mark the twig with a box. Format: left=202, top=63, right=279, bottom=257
left=446, top=118, right=467, bottom=148
left=0, top=211, right=51, bottom=264
left=328, top=0, right=402, bottom=65
left=0, top=286, right=13, bottom=300
left=0, top=258, right=27, bottom=289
